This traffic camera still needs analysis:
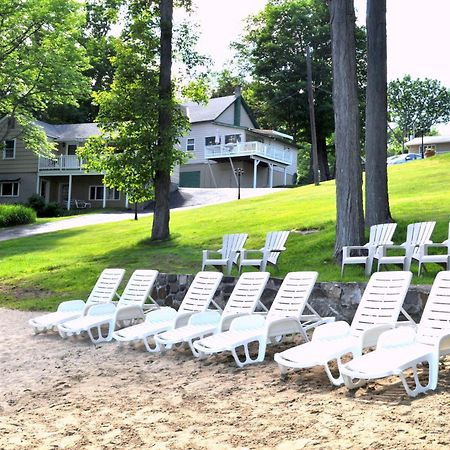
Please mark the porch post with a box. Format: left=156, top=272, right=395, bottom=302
left=229, top=157, right=239, bottom=186
left=283, top=167, right=287, bottom=186
left=269, top=163, right=274, bottom=188
left=125, top=193, right=129, bottom=209
left=102, top=185, right=106, bottom=209
left=253, top=159, right=260, bottom=188
left=35, top=174, right=40, bottom=194
left=67, top=174, right=72, bottom=210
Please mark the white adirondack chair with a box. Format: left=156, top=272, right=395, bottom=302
left=112, top=271, right=223, bottom=352
left=375, top=221, right=436, bottom=272
left=28, top=268, right=125, bottom=334
left=341, top=223, right=397, bottom=276
left=202, top=233, right=248, bottom=275
left=57, top=270, right=159, bottom=343
left=154, top=271, right=270, bottom=356
left=414, top=223, right=450, bottom=275
left=192, top=272, right=335, bottom=367
left=274, top=271, right=413, bottom=386
left=341, top=271, right=450, bottom=397
left=239, top=231, right=290, bottom=272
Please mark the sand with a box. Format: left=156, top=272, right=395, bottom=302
left=1, top=308, right=450, bottom=450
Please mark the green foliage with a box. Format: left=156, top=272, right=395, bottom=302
left=388, top=75, right=450, bottom=145
left=2, top=154, right=450, bottom=310
left=0, top=0, right=90, bottom=153
left=78, top=0, right=189, bottom=205
left=0, top=204, right=36, bottom=227
left=27, top=194, right=62, bottom=218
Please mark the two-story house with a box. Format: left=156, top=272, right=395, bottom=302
left=0, top=91, right=298, bottom=209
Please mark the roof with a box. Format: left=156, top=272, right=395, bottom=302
left=35, top=121, right=100, bottom=141
left=405, top=135, right=450, bottom=146
left=249, top=129, right=294, bottom=141
left=182, top=96, right=236, bottom=123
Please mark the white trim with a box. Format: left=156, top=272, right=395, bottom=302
left=3, top=139, right=16, bottom=160
left=0, top=181, right=20, bottom=197
left=186, top=138, right=195, bottom=152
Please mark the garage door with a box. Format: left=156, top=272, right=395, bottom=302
left=180, top=171, right=201, bottom=187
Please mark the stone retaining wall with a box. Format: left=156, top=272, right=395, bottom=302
left=152, top=273, right=431, bottom=322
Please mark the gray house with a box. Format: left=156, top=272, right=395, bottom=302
left=0, top=91, right=297, bottom=208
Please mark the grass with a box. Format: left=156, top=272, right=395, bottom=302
left=1, top=153, right=450, bottom=311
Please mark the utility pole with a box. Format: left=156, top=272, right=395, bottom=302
left=306, top=45, right=320, bottom=186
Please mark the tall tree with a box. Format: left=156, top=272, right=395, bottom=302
left=364, top=0, right=392, bottom=226
left=0, top=0, right=89, bottom=153
left=328, top=0, right=364, bottom=260
left=388, top=75, right=450, bottom=152
left=152, top=0, right=175, bottom=240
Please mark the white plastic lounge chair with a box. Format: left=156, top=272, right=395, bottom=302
left=375, top=221, right=435, bottom=272
left=28, top=268, right=125, bottom=334
left=239, top=231, right=290, bottom=272
left=274, top=271, right=413, bottom=386
left=112, top=271, right=223, bottom=352
left=202, top=233, right=248, bottom=275
left=192, top=272, right=336, bottom=367
left=414, top=222, right=450, bottom=276
left=57, top=270, right=159, bottom=343
left=154, top=271, right=271, bottom=356
left=341, top=223, right=397, bottom=276
left=341, top=271, right=450, bottom=397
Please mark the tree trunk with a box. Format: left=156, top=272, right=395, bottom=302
left=364, top=0, right=392, bottom=226
left=151, top=0, right=173, bottom=241
left=317, top=134, right=330, bottom=180
left=328, top=0, right=365, bottom=262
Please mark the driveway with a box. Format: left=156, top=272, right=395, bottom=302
left=0, top=188, right=286, bottom=242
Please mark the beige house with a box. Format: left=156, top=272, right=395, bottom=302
left=0, top=92, right=297, bottom=208
left=405, top=135, right=450, bottom=155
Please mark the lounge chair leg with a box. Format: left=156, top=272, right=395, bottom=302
left=323, top=360, right=344, bottom=386
left=144, top=336, right=161, bottom=353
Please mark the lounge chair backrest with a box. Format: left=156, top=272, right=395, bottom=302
left=368, top=223, right=397, bottom=247
left=267, top=271, right=318, bottom=321
left=221, top=233, right=248, bottom=258
left=223, top=272, right=270, bottom=316
left=178, top=271, right=223, bottom=314
left=117, top=270, right=159, bottom=308
left=264, top=231, right=290, bottom=265
left=86, top=268, right=125, bottom=305
left=416, top=271, right=450, bottom=346
left=405, top=221, right=435, bottom=247
left=350, top=271, right=412, bottom=338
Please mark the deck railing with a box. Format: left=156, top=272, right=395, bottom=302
left=38, top=155, right=84, bottom=171
left=204, top=141, right=292, bottom=165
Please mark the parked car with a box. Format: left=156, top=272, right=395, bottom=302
left=387, top=153, right=422, bottom=165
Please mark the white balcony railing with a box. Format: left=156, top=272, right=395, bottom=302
left=204, top=141, right=292, bottom=165
left=38, top=155, right=84, bottom=171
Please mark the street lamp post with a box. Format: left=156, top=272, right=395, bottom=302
left=234, top=168, right=244, bottom=200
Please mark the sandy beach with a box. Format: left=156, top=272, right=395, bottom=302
left=1, top=308, right=450, bottom=450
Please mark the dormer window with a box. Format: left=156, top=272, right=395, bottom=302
left=3, top=140, right=16, bottom=159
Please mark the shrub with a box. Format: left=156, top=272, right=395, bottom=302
left=27, top=194, right=62, bottom=217
left=0, top=204, right=36, bottom=227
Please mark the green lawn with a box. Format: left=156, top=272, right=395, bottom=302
left=2, top=153, right=450, bottom=311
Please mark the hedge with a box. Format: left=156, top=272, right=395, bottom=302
left=0, top=204, right=36, bottom=227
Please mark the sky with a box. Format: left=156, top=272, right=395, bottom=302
left=185, top=0, right=450, bottom=132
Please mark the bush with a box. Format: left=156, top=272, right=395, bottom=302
left=27, top=194, right=62, bottom=217
left=0, top=204, right=36, bottom=227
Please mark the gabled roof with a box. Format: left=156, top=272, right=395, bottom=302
left=35, top=121, right=100, bottom=141
left=182, top=96, right=236, bottom=123
left=405, top=135, right=450, bottom=146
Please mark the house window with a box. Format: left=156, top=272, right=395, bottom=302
left=89, top=185, right=120, bottom=201
left=0, top=181, right=19, bottom=197
left=67, top=144, right=77, bottom=155
left=3, top=140, right=16, bottom=159
left=186, top=138, right=195, bottom=151
left=225, top=134, right=241, bottom=144
left=205, top=136, right=217, bottom=146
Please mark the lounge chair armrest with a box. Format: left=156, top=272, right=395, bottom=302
left=311, top=321, right=351, bottom=343
left=220, top=312, right=256, bottom=331
left=438, top=331, right=450, bottom=354
left=266, top=317, right=302, bottom=336
left=174, top=311, right=195, bottom=328
left=188, top=310, right=221, bottom=326
left=57, top=300, right=86, bottom=313
left=145, top=307, right=177, bottom=324
left=418, top=242, right=449, bottom=256
left=202, top=249, right=221, bottom=259
left=342, top=246, right=370, bottom=258
left=87, top=303, right=117, bottom=316
left=229, top=314, right=266, bottom=332
left=361, top=324, right=399, bottom=348
left=377, top=326, right=416, bottom=350
left=114, top=305, right=145, bottom=322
